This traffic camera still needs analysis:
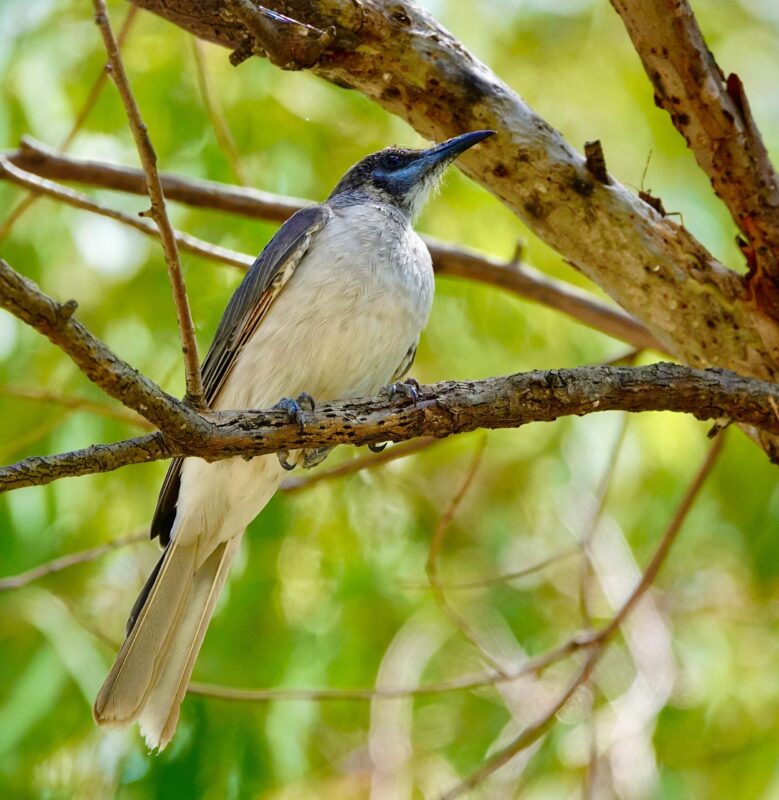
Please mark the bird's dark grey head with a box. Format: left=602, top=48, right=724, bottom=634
left=328, top=130, right=495, bottom=220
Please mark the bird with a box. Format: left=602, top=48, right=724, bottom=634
left=92, top=129, right=495, bottom=750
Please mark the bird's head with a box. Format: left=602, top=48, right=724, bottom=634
left=328, top=130, right=495, bottom=220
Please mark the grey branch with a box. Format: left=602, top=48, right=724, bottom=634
left=1, top=362, right=777, bottom=492
left=4, top=138, right=658, bottom=351
left=126, top=0, right=779, bottom=389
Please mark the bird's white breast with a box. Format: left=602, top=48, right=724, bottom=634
left=218, top=202, right=434, bottom=410
left=174, top=202, right=434, bottom=546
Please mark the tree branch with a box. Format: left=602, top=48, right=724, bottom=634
left=0, top=4, right=139, bottom=243
left=0, top=363, right=774, bottom=492
left=442, top=433, right=725, bottom=798
left=0, top=156, right=252, bottom=269
left=93, top=0, right=205, bottom=405
left=0, top=258, right=206, bottom=439
left=127, top=0, right=779, bottom=386
left=4, top=138, right=660, bottom=351
left=610, top=0, right=779, bottom=314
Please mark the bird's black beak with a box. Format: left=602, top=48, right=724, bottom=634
left=419, top=129, right=496, bottom=168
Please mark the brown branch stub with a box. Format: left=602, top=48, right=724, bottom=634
left=224, top=0, right=335, bottom=70
left=92, top=0, right=205, bottom=406
left=610, top=0, right=779, bottom=316
left=1, top=362, right=777, bottom=492
left=584, top=140, right=610, bottom=185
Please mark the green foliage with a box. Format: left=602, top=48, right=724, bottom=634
left=1, top=0, right=779, bottom=797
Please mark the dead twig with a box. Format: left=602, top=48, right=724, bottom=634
left=0, top=5, right=139, bottom=243
left=0, top=157, right=251, bottom=270
left=92, top=0, right=205, bottom=406
left=442, top=432, right=726, bottom=798
left=0, top=530, right=146, bottom=591
left=3, top=139, right=661, bottom=352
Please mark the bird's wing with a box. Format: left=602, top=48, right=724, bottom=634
left=150, top=204, right=332, bottom=546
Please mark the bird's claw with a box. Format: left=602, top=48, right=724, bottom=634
left=384, top=377, right=421, bottom=405
left=273, top=392, right=317, bottom=471
left=368, top=442, right=388, bottom=453
left=277, top=450, right=296, bottom=471
left=273, top=392, right=316, bottom=432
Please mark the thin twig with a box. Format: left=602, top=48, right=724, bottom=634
left=281, top=437, right=438, bottom=493
left=0, top=385, right=155, bottom=429
left=401, top=545, right=580, bottom=591
left=0, top=5, right=139, bottom=243
left=425, top=437, right=509, bottom=676
left=92, top=0, right=204, bottom=406
left=442, top=432, right=727, bottom=798
left=0, top=530, right=146, bottom=591
left=0, top=157, right=252, bottom=269
left=192, top=39, right=248, bottom=186
left=578, top=415, right=630, bottom=626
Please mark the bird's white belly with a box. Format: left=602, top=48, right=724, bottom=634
left=173, top=204, right=433, bottom=548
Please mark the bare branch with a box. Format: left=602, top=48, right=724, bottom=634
left=0, top=258, right=205, bottom=438
left=92, top=0, right=204, bottom=405
left=0, top=530, right=146, bottom=591
left=4, top=139, right=660, bottom=351
left=0, top=157, right=252, bottom=269
left=0, top=362, right=771, bottom=492
left=0, top=4, right=139, bottom=243
left=128, top=0, right=779, bottom=388
left=0, top=385, right=154, bottom=430
left=610, top=0, right=779, bottom=312
left=443, top=433, right=726, bottom=798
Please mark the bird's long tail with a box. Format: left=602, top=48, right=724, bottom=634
left=93, top=534, right=241, bottom=750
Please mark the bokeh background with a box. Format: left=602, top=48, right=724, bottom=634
left=2, top=0, right=779, bottom=797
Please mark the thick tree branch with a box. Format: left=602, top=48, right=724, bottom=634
left=0, top=363, right=776, bottom=492
left=93, top=0, right=205, bottom=405
left=0, top=259, right=206, bottom=439
left=610, top=0, right=779, bottom=314
left=127, top=0, right=779, bottom=385
left=4, top=139, right=659, bottom=351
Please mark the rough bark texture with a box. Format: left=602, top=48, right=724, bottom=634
left=0, top=259, right=206, bottom=441
left=6, top=138, right=658, bottom=350
left=2, top=363, right=777, bottom=492
left=611, top=0, right=779, bottom=317
left=128, top=0, right=779, bottom=387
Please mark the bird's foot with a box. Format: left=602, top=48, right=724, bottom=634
left=368, top=442, right=388, bottom=453
left=273, top=392, right=317, bottom=471
left=383, top=377, right=421, bottom=405
left=273, top=392, right=316, bottom=430
left=301, top=446, right=333, bottom=469
left=277, top=450, right=296, bottom=471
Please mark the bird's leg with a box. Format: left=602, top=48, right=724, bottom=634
left=272, top=392, right=317, bottom=471
left=383, top=377, right=421, bottom=404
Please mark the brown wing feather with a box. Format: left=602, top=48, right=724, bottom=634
left=150, top=204, right=331, bottom=546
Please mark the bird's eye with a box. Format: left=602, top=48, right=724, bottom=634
left=382, top=153, right=403, bottom=169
